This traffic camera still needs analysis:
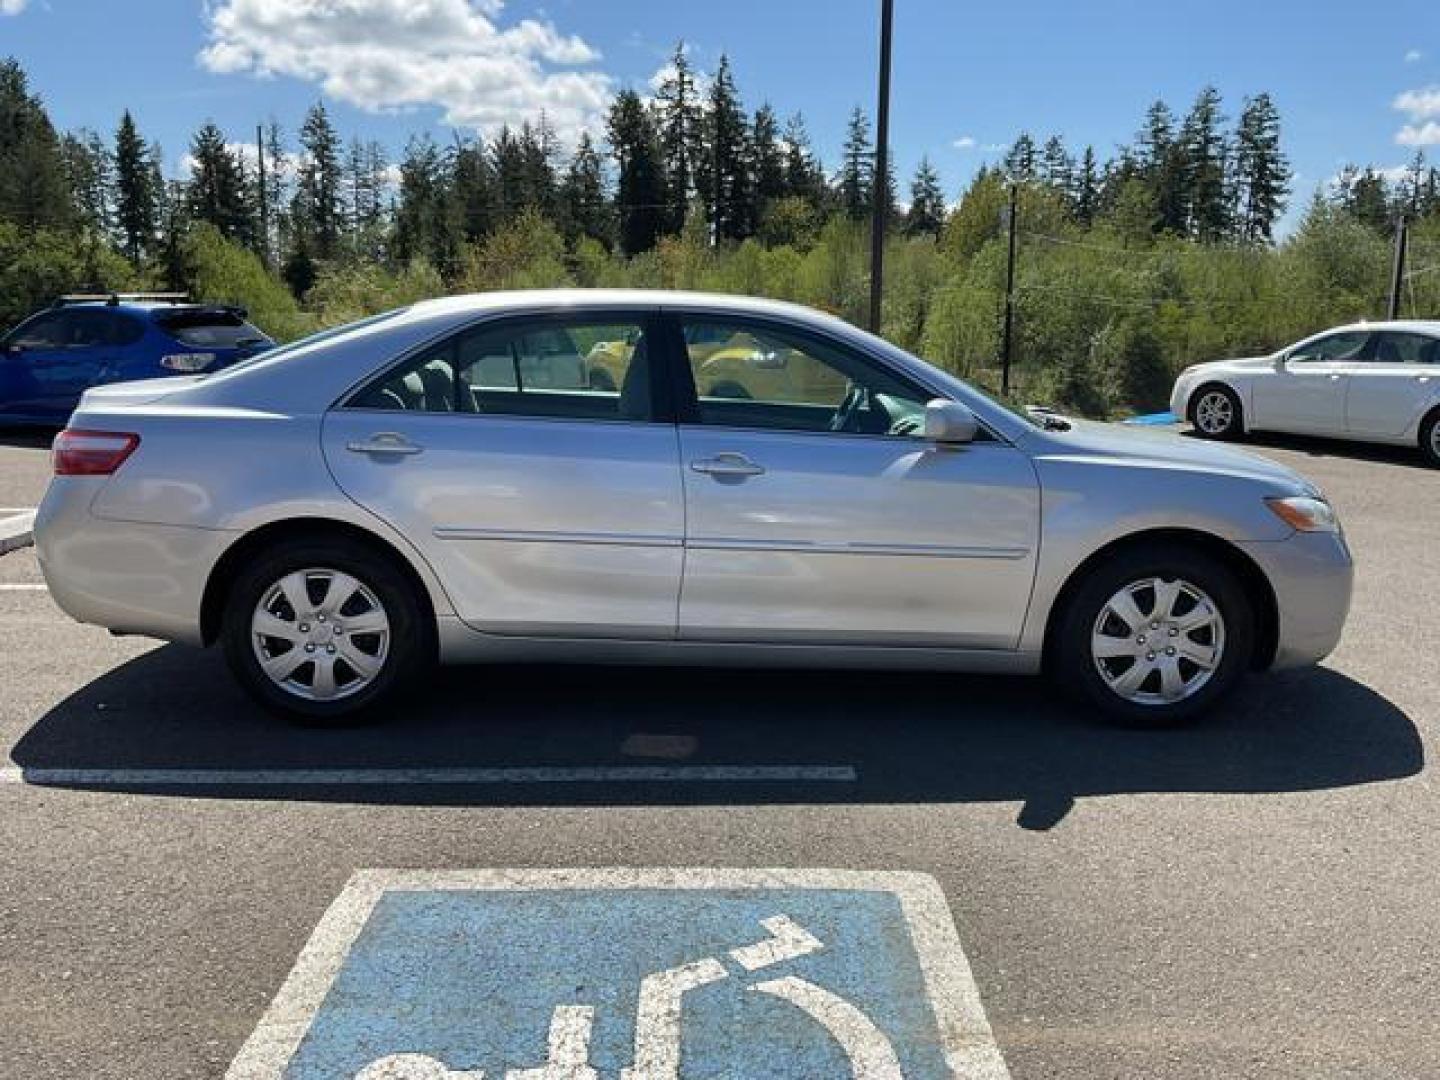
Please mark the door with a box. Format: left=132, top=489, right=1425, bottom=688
left=668, top=313, right=1040, bottom=649
left=323, top=312, right=685, bottom=639
left=1342, top=330, right=1439, bottom=438
left=1250, top=330, right=1367, bottom=435
left=0, top=309, right=108, bottom=420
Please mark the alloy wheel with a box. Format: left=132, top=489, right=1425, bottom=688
left=1194, top=391, right=1234, bottom=435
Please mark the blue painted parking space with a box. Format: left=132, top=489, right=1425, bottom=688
left=226, top=870, right=1009, bottom=1080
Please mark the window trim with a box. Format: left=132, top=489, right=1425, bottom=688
left=659, top=308, right=999, bottom=443
left=339, top=308, right=675, bottom=425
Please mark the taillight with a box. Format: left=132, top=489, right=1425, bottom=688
left=160, top=352, right=216, bottom=372
left=52, top=430, right=140, bottom=476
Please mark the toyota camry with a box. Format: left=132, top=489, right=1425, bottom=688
left=35, top=291, right=1353, bottom=725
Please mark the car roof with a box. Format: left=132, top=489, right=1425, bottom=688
left=1322, top=319, right=1440, bottom=336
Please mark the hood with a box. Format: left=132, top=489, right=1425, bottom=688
left=1183, top=355, right=1275, bottom=376
left=78, top=375, right=205, bottom=409
left=1025, top=418, right=1318, bottom=493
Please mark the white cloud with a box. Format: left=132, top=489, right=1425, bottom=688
left=1392, top=85, right=1440, bottom=147
left=952, top=136, right=977, bottom=149
left=198, top=0, right=612, bottom=144
left=1397, top=121, right=1440, bottom=146
left=1405, top=49, right=1423, bottom=63
left=1394, top=85, right=1440, bottom=119
left=0, top=0, right=28, bottom=14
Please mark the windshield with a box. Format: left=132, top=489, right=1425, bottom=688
left=154, top=308, right=271, bottom=348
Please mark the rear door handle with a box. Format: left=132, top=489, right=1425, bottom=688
left=690, top=453, right=765, bottom=478
left=347, top=432, right=424, bottom=456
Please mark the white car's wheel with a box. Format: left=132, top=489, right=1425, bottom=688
left=1190, top=384, right=1243, bottom=440
left=221, top=537, right=429, bottom=723
left=1421, top=409, right=1440, bottom=469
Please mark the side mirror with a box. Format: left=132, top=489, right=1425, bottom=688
left=924, top=399, right=978, bottom=445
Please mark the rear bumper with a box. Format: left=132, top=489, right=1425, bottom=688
left=35, top=477, right=234, bottom=646
left=1238, top=530, right=1354, bottom=670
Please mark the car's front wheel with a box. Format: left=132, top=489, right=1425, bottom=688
left=221, top=537, right=428, bottom=723
left=1189, top=384, right=1243, bottom=440
left=1420, top=408, right=1440, bottom=468
left=1053, top=544, right=1255, bottom=725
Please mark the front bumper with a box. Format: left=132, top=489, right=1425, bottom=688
left=35, top=477, right=235, bottom=646
left=1238, top=530, right=1354, bottom=670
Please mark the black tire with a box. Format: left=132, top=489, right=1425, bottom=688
left=1188, top=383, right=1244, bottom=440
left=221, top=536, right=430, bottom=724
left=1052, top=543, right=1255, bottom=726
left=1420, top=408, right=1440, bottom=468
left=707, top=380, right=753, bottom=400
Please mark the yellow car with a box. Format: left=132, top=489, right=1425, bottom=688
left=582, top=325, right=851, bottom=406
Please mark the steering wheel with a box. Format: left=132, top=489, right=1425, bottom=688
left=830, top=382, right=865, bottom=432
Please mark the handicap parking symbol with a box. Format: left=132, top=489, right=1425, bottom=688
left=226, top=870, right=1009, bottom=1080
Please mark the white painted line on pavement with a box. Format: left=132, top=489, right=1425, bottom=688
left=0, top=582, right=47, bottom=591
left=0, top=764, right=857, bottom=787
left=0, top=509, right=36, bottom=555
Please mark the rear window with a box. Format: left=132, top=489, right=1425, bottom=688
left=154, top=308, right=270, bottom=348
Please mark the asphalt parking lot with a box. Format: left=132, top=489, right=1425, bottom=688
left=1, top=428, right=1436, bottom=1079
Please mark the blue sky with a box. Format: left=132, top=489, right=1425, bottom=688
left=1, top=0, right=1437, bottom=228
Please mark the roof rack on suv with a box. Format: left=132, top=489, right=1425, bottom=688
left=53, top=292, right=191, bottom=308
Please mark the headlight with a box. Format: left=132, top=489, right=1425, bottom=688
left=1265, top=495, right=1340, bottom=534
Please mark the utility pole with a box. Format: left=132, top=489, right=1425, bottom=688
left=1388, top=213, right=1409, bottom=320
left=868, top=0, right=894, bottom=334
left=1000, top=182, right=1019, bottom=396
left=256, top=124, right=269, bottom=269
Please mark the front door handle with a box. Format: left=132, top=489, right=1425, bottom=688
left=690, top=453, right=765, bottom=478
left=347, top=432, right=424, bottom=456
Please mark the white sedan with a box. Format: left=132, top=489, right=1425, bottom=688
left=1170, top=320, right=1440, bottom=466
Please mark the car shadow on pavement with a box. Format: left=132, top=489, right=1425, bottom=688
left=0, top=427, right=57, bottom=449
left=1179, top=428, right=1429, bottom=470
left=9, top=645, right=1423, bottom=830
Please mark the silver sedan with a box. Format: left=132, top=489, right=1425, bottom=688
left=36, top=291, right=1353, bottom=725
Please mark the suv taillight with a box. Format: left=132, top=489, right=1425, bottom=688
left=52, top=430, right=140, bottom=476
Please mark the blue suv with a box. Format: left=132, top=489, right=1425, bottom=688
left=0, top=293, right=274, bottom=426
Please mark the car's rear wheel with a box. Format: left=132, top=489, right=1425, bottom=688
left=221, top=538, right=428, bottom=723
left=1053, top=544, right=1254, bottom=725
left=1190, top=384, right=1243, bottom=440
left=1420, top=408, right=1440, bottom=468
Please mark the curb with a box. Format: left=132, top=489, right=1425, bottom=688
left=0, top=510, right=36, bottom=556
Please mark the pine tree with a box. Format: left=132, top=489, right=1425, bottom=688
left=1040, top=136, right=1074, bottom=195
left=700, top=54, right=752, bottom=241
left=1232, top=93, right=1290, bottom=243
left=393, top=134, right=457, bottom=273
left=491, top=126, right=528, bottom=224
left=1003, top=132, right=1037, bottom=182
left=1136, top=100, right=1184, bottom=235
left=114, top=111, right=156, bottom=261
left=751, top=104, right=786, bottom=213
left=560, top=131, right=610, bottom=246
left=186, top=121, right=254, bottom=245
left=655, top=42, right=703, bottom=233
left=1335, top=166, right=1392, bottom=234
left=62, top=129, right=112, bottom=238
left=904, top=157, right=946, bottom=236
left=781, top=113, right=825, bottom=205
left=1074, top=146, right=1100, bottom=226
left=607, top=88, right=666, bottom=255
left=838, top=107, right=874, bottom=220
left=295, top=102, right=342, bottom=258
left=450, top=136, right=494, bottom=244
left=0, top=59, right=73, bottom=230
left=1180, top=86, right=1230, bottom=241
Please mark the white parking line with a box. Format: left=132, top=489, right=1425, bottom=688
left=0, top=583, right=47, bottom=591
left=0, top=765, right=858, bottom=787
